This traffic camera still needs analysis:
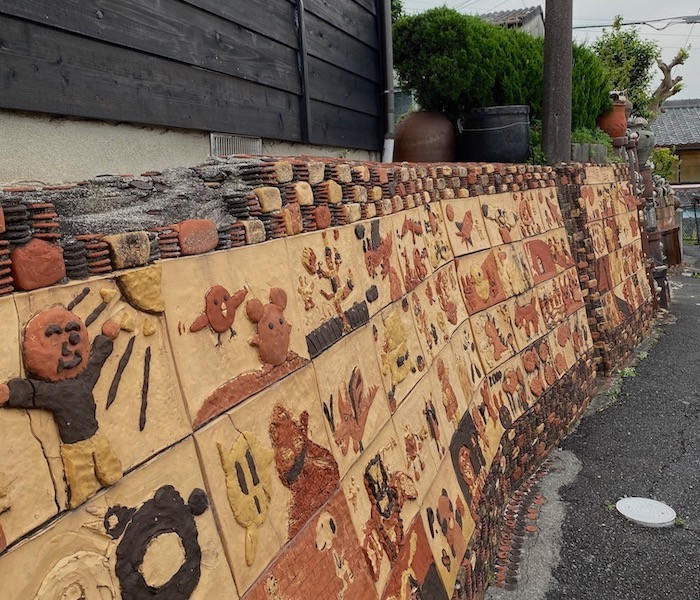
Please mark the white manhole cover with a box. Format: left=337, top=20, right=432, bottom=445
left=616, top=497, right=676, bottom=528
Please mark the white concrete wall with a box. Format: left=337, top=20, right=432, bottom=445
left=0, top=110, right=211, bottom=185
left=0, top=110, right=380, bottom=186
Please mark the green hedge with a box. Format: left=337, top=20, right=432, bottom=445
left=394, top=8, right=611, bottom=129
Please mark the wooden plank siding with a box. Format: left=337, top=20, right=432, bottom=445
left=0, top=0, right=385, bottom=150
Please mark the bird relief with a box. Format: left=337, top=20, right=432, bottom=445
left=442, top=197, right=490, bottom=256
left=189, top=286, right=248, bottom=347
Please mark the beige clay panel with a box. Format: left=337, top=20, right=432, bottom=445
left=536, top=268, right=584, bottom=331
left=161, top=242, right=309, bottom=428
left=524, top=228, right=576, bottom=285
left=449, top=384, right=505, bottom=524
left=470, top=301, right=518, bottom=372
left=286, top=225, right=373, bottom=337
left=486, top=354, right=532, bottom=428
left=245, top=488, right=377, bottom=600
left=570, top=308, right=593, bottom=358
left=313, top=325, right=392, bottom=478
left=494, top=242, right=534, bottom=297
left=370, top=301, right=426, bottom=413
left=391, top=208, right=434, bottom=292
left=418, top=457, right=475, bottom=594
left=449, top=318, right=486, bottom=396
left=341, top=416, right=421, bottom=596
left=455, top=249, right=509, bottom=316
left=534, top=187, right=564, bottom=230
left=0, top=438, right=237, bottom=600
left=408, top=263, right=467, bottom=366
left=194, top=411, right=285, bottom=595
left=390, top=372, right=442, bottom=507
left=579, top=184, right=604, bottom=224
left=586, top=221, right=608, bottom=260
left=440, top=196, right=491, bottom=258
left=345, top=216, right=406, bottom=316
left=419, top=201, right=454, bottom=270
left=506, top=288, right=546, bottom=350
left=515, top=190, right=547, bottom=238
left=0, top=296, right=58, bottom=548
left=480, top=192, right=522, bottom=246
left=12, top=272, right=190, bottom=510
left=549, top=322, right=577, bottom=378
left=431, top=343, right=471, bottom=434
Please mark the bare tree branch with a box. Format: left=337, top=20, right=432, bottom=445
left=649, top=49, right=689, bottom=116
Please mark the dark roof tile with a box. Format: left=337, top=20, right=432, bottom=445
left=652, top=99, right=700, bottom=146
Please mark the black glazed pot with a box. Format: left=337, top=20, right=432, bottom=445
left=457, top=105, right=530, bottom=163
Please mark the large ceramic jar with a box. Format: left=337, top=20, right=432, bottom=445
left=394, top=111, right=457, bottom=162
left=597, top=102, right=628, bottom=139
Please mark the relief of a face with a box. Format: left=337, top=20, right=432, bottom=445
left=23, top=306, right=91, bottom=381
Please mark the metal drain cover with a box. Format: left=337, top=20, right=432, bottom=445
left=616, top=497, right=676, bottom=528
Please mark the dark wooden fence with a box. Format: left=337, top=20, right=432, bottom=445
left=0, top=0, right=385, bottom=150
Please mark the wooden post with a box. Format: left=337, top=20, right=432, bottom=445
left=296, top=0, right=311, bottom=143
left=542, top=0, right=572, bottom=164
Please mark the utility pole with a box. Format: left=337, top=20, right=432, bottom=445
left=542, top=0, right=573, bottom=164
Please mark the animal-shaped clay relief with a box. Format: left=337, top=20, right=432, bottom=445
left=269, top=405, right=340, bottom=539
left=458, top=251, right=508, bottom=314
left=0, top=306, right=123, bottom=508
left=482, top=202, right=518, bottom=244
left=361, top=454, right=417, bottom=581
left=436, top=358, right=459, bottom=428
left=315, top=511, right=355, bottom=596
left=217, top=433, right=274, bottom=566
left=434, top=267, right=459, bottom=326
left=426, top=490, right=467, bottom=574
left=360, top=220, right=403, bottom=303
left=378, top=308, right=417, bottom=409
left=397, top=215, right=430, bottom=291
left=246, top=288, right=292, bottom=368
left=190, top=285, right=247, bottom=346
left=456, top=210, right=475, bottom=248
left=323, top=366, right=378, bottom=456
left=514, top=295, right=541, bottom=340
left=103, top=485, right=210, bottom=600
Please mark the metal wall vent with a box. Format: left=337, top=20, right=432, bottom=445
left=210, top=133, right=262, bottom=157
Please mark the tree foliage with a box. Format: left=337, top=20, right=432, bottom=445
left=651, top=147, right=679, bottom=181
left=391, top=0, right=403, bottom=24
left=393, top=7, right=610, bottom=128
left=592, top=16, right=659, bottom=119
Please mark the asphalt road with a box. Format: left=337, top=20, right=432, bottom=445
left=546, top=270, right=700, bottom=600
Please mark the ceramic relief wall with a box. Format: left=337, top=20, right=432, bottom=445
left=557, top=165, right=654, bottom=374
left=0, top=158, right=647, bottom=600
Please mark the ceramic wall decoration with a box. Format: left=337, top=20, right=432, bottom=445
left=5, top=272, right=190, bottom=512
left=0, top=439, right=236, bottom=600
left=480, top=193, right=521, bottom=246
left=161, top=243, right=309, bottom=426
left=0, top=157, right=647, bottom=600
left=371, top=301, right=426, bottom=413
left=456, top=250, right=508, bottom=315
left=440, top=197, right=490, bottom=257
left=287, top=227, right=372, bottom=358
left=245, top=489, right=377, bottom=600
left=313, top=326, right=392, bottom=477
left=341, top=418, right=419, bottom=596
left=391, top=208, right=433, bottom=292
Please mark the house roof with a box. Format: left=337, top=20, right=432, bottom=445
left=480, top=6, right=543, bottom=27
left=652, top=99, right=700, bottom=147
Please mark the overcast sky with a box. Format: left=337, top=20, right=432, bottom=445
left=402, top=0, right=700, bottom=99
